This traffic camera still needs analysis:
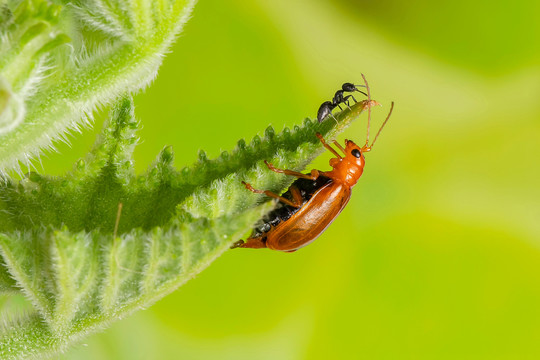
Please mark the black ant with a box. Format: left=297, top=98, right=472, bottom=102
left=317, top=83, right=367, bottom=123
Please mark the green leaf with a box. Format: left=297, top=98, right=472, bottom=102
left=0, top=95, right=375, bottom=359
left=0, top=0, right=197, bottom=174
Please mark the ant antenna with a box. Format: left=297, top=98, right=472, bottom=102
left=368, top=101, right=394, bottom=150
left=361, top=73, right=372, bottom=147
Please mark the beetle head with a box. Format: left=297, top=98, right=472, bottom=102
left=328, top=139, right=366, bottom=187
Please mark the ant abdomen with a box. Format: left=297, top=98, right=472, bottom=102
left=317, top=101, right=336, bottom=123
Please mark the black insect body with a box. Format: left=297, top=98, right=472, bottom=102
left=317, top=82, right=368, bottom=123
left=332, top=83, right=368, bottom=110
left=317, top=101, right=337, bottom=124
left=332, top=91, right=352, bottom=111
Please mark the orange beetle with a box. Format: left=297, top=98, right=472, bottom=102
left=232, top=75, right=394, bottom=252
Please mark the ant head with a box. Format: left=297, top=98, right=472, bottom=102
left=342, top=82, right=366, bottom=92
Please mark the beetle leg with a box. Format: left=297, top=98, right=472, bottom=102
left=242, top=181, right=301, bottom=208
left=289, top=185, right=304, bottom=207
left=332, top=140, right=346, bottom=155
left=315, top=133, right=342, bottom=158
left=230, top=238, right=267, bottom=249
left=230, top=240, right=244, bottom=248
left=264, top=161, right=320, bottom=181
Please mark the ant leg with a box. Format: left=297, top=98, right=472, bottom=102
left=264, top=161, right=320, bottom=181
left=342, top=96, right=352, bottom=110
left=349, top=94, right=358, bottom=103
left=315, top=133, right=342, bottom=158
left=330, top=113, right=339, bottom=125
left=336, top=104, right=344, bottom=111
left=242, top=181, right=302, bottom=208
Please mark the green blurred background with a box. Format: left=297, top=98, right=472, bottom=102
left=22, top=0, right=540, bottom=358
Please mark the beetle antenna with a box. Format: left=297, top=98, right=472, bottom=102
left=368, top=101, right=394, bottom=150
left=361, top=73, right=372, bottom=147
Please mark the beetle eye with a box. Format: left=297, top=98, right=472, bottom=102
left=351, top=149, right=361, bottom=158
